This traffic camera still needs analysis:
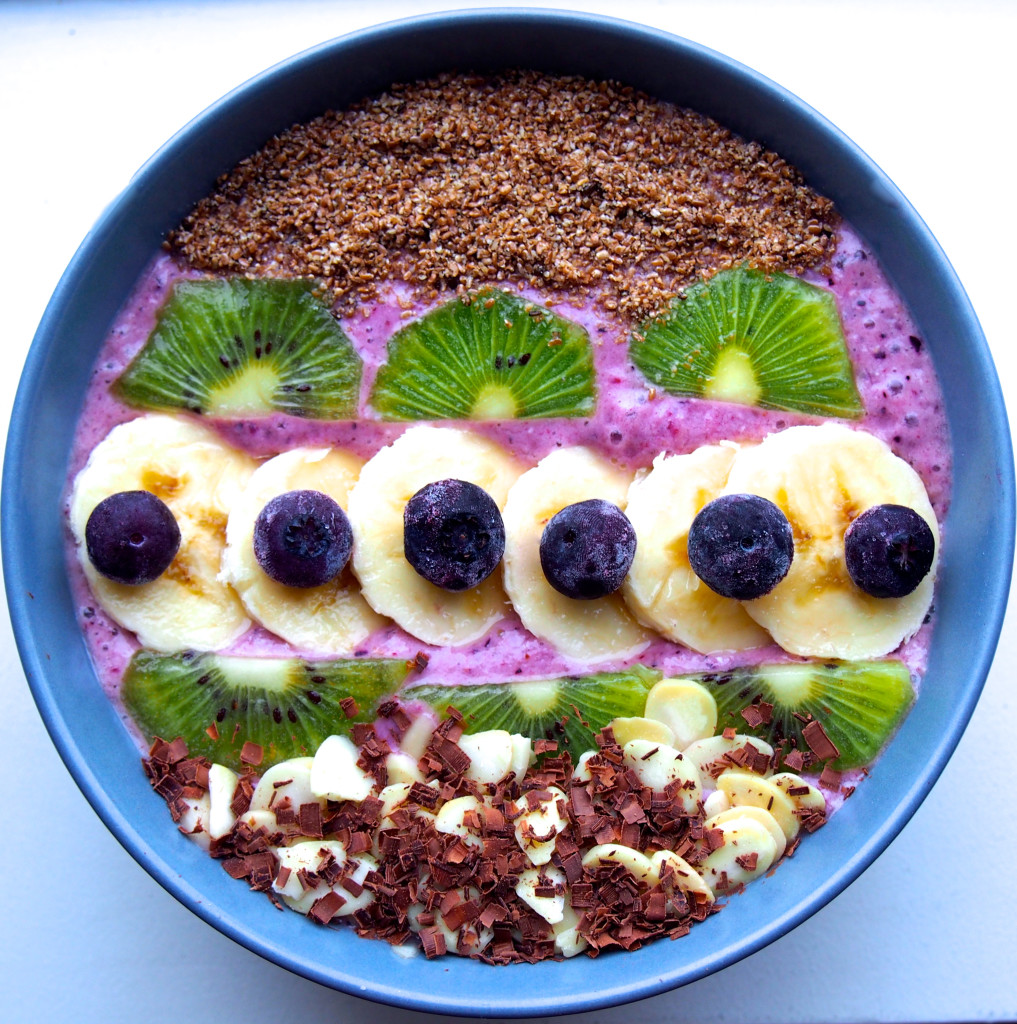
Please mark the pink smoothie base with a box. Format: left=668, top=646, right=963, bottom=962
left=64, top=224, right=952, bottom=785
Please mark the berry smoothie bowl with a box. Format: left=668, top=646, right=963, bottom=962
left=3, top=10, right=1013, bottom=1017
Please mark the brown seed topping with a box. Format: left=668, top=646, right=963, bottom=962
left=168, top=71, right=837, bottom=323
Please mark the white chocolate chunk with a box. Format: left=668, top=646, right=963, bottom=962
left=683, top=734, right=775, bottom=785
left=717, top=770, right=800, bottom=842
left=515, top=864, right=566, bottom=925
left=207, top=763, right=239, bottom=840
left=177, top=791, right=211, bottom=850
left=622, top=739, right=702, bottom=814
left=400, top=714, right=435, bottom=760
left=581, top=843, right=655, bottom=884
left=385, top=751, right=424, bottom=785
left=235, top=809, right=279, bottom=835
left=700, top=817, right=778, bottom=893
left=513, top=786, right=568, bottom=865
left=643, top=679, right=718, bottom=748
left=609, top=716, right=675, bottom=748
left=272, top=839, right=348, bottom=913
left=249, top=757, right=319, bottom=822
left=702, top=790, right=731, bottom=817
left=572, top=750, right=597, bottom=783
left=378, top=783, right=414, bottom=823
left=706, top=806, right=787, bottom=860
left=509, top=734, right=534, bottom=783
left=408, top=884, right=493, bottom=954
left=458, top=730, right=514, bottom=784
left=553, top=898, right=589, bottom=958
left=310, top=735, right=375, bottom=803
left=434, top=795, right=486, bottom=851
left=648, top=849, right=714, bottom=903
left=770, top=772, right=827, bottom=813
left=333, top=854, right=378, bottom=917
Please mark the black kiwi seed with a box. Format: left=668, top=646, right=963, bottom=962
left=115, top=277, right=362, bottom=419
left=122, top=650, right=410, bottom=772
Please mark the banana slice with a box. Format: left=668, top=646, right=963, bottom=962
left=623, top=446, right=771, bottom=653
left=220, top=447, right=385, bottom=654
left=68, top=414, right=254, bottom=650
left=502, top=447, right=649, bottom=662
left=723, top=424, right=939, bottom=659
left=348, top=426, right=523, bottom=646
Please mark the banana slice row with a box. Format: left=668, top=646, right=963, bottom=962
left=71, top=416, right=938, bottom=660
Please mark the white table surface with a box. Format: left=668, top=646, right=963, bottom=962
left=2, top=3, right=1015, bottom=1022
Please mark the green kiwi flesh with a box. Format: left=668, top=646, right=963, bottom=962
left=122, top=650, right=409, bottom=772
left=401, top=665, right=661, bottom=756
left=115, top=278, right=361, bottom=418
left=630, top=266, right=863, bottom=418
left=369, top=287, right=596, bottom=420
left=687, top=660, right=914, bottom=770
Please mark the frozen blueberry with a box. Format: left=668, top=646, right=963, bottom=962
left=688, top=494, right=793, bottom=601
left=403, top=479, right=505, bottom=591
left=539, top=499, right=636, bottom=600
left=844, top=503, right=935, bottom=598
left=253, top=490, right=352, bottom=588
left=85, top=490, right=181, bottom=585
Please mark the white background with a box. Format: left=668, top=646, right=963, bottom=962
left=2, top=2, right=1015, bottom=1022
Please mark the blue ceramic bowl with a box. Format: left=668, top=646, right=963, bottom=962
left=4, top=9, right=1013, bottom=1017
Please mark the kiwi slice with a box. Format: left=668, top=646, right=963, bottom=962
left=122, top=649, right=409, bottom=772
left=686, top=660, right=914, bottom=770
left=115, top=277, right=361, bottom=418
left=401, top=665, right=661, bottom=756
left=630, top=266, right=863, bottom=418
left=369, top=288, right=596, bottom=420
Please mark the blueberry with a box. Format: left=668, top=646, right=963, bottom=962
left=403, top=479, right=505, bottom=591
left=539, top=499, right=636, bottom=600
left=844, top=503, right=935, bottom=598
left=85, top=490, right=181, bottom=585
left=253, top=490, right=352, bottom=588
left=687, top=494, right=793, bottom=601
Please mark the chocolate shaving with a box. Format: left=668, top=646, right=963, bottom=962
left=239, top=741, right=263, bottom=766
left=802, top=720, right=840, bottom=761
left=308, top=891, right=346, bottom=924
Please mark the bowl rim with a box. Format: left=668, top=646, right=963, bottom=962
left=4, top=7, right=1014, bottom=1016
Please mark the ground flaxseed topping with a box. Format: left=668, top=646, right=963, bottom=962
left=169, top=71, right=838, bottom=322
